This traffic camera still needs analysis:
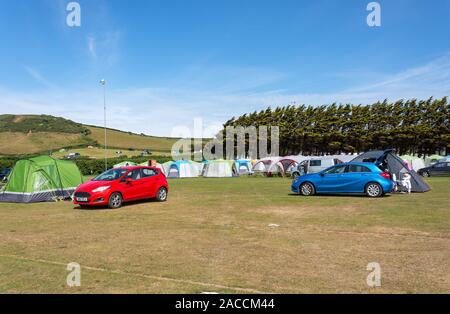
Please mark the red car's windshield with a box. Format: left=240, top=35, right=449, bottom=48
left=92, top=169, right=128, bottom=181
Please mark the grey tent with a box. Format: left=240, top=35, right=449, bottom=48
left=351, top=149, right=430, bottom=193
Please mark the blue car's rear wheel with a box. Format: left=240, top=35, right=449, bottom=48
left=300, top=182, right=315, bottom=196
left=365, top=182, right=383, bottom=197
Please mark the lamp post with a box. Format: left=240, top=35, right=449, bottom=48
left=100, top=79, right=107, bottom=171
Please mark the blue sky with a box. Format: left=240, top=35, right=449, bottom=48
left=0, top=0, right=449, bottom=136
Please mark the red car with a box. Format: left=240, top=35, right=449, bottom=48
left=73, top=166, right=168, bottom=209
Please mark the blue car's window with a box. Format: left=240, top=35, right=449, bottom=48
left=348, top=165, right=371, bottom=173
left=324, top=165, right=346, bottom=174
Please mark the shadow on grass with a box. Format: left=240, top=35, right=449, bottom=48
left=74, top=198, right=161, bottom=210
left=288, top=193, right=392, bottom=198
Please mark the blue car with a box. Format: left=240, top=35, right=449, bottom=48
left=291, top=162, right=394, bottom=197
left=0, top=168, right=11, bottom=181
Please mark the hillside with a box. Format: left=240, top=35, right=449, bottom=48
left=0, top=132, right=93, bottom=155
left=0, top=114, right=180, bottom=156
left=86, top=126, right=178, bottom=152
left=0, top=114, right=89, bottom=134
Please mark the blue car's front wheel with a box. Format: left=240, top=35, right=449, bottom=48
left=300, top=182, right=315, bottom=196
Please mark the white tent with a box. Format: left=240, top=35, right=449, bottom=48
left=424, top=155, right=444, bottom=166
left=252, top=157, right=282, bottom=174
left=203, top=160, right=237, bottom=178
left=154, top=163, right=165, bottom=175
left=400, top=155, right=426, bottom=172
left=328, top=154, right=358, bottom=163
left=272, top=156, right=308, bottom=175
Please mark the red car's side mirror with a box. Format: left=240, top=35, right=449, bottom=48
left=121, top=177, right=133, bottom=184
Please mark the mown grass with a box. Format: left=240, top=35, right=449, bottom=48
left=0, top=177, right=449, bottom=293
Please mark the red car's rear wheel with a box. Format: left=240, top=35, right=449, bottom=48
left=156, top=187, right=167, bottom=202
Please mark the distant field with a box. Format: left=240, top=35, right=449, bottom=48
left=86, top=126, right=178, bottom=153
left=0, top=177, right=449, bottom=293
left=0, top=132, right=92, bottom=155
left=52, top=147, right=171, bottom=159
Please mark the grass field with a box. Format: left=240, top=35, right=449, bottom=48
left=0, top=177, right=449, bottom=293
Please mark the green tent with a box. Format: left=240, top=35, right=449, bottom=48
left=0, top=156, right=84, bottom=203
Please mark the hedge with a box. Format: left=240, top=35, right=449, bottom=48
left=0, top=155, right=173, bottom=176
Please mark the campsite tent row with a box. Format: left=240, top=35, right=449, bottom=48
left=159, top=159, right=253, bottom=178
left=252, top=154, right=357, bottom=176
left=113, top=159, right=253, bottom=178
left=0, top=150, right=435, bottom=203
left=129, top=155, right=359, bottom=178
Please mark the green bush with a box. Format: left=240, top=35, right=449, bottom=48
left=0, top=157, right=19, bottom=170
left=0, top=155, right=172, bottom=175
left=74, top=156, right=172, bottom=175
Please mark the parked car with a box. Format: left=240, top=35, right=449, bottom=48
left=65, top=152, right=81, bottom=160
left=0, top=168, right=11, bottom=181
left=418, top=162, right=450, bottom=177
left=291, top=157, right=343, bottom=179
left=73, top=166, right=168, bottom=208
left=291, top=162, right=394, bottom=197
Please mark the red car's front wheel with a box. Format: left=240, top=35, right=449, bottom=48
left=108, top=192, right=123, bottom=208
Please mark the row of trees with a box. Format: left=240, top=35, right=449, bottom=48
left=220, top=97, right=450, bottom=157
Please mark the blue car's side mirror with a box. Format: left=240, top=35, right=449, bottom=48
left=320, top=173, right=325, bottom=177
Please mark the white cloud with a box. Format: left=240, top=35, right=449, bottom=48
left=23, top=66, right=57, bottom=89
left=86, top=31, right=121, bottom=67
left=87, top=36, right=96, bottom=59
left=3, top=56, right=450, bottom=137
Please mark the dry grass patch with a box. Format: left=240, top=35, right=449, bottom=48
left=0, top=177, right=449, bottom=293
left=0, top=132, right=88, bottom=155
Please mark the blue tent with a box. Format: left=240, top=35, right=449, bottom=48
left=234, top=159, right=252, bottom=175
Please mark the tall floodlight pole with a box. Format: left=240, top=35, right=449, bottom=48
left=100, top=79, right=107, bottom=171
